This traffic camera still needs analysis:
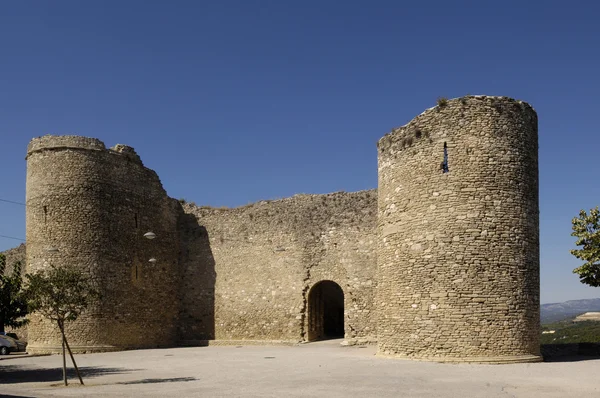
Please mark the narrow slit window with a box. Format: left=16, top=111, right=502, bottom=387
left=442, top=142, right=449, bottom=173
left=134, top=213, right=138, bottom=228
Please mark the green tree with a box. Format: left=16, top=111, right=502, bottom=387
left=0, top=253, right=29, bottom=334
left=26, top=264, right=100, bottom=386
left=571, top=206, right=600, bottom=287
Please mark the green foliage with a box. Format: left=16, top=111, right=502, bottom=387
left=26, top=264, right=99, bottom=386
left=436, top=97, right=448, bottom=107
left=571, top=207, right=600, bottom=286
left=26, top=264, right=100, bottom=325
left=541, top=320, right=600, bottom=344
left=0, top=253, right=29, bottom=332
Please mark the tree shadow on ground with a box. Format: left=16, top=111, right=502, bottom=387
left=0, top=365, right=140, bottom=384
left=117, top=377, right=197, bottom=385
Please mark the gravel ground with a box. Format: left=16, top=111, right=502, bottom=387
left=1, top=340, right=599, bottom=397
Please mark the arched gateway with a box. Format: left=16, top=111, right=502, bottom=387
left=307, top=281, right=344, bottom=341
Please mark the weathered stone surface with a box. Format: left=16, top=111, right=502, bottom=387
left=1, top=243, right=25, bottom=274
left=376, top=96, right=540, bottom=362
left=179, top=190, right=377, bottom=345
left=25, top=135, right=181, bottom=353
left=10, top=95, right=541, bottom=363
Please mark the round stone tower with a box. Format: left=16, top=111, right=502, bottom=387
left=376, top=96, right=540, bottom=363
left=26, top=135, right=181, bottom=353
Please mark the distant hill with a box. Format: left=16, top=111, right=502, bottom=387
left=541, top=298, right=600, bottom=324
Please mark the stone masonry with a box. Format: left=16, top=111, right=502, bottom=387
left=3, top=95, right=540, bottom=363
left=25, top=136, right=181, bottom=353
left=377, top=96, right=540, bottom=362
left=178, top=191, right=377, bottom=345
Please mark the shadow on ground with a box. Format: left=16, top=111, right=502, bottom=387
left=542, top=343, right=600, bottom=362
left=0, top=395, right=36, bottom=398
left=0, top=365, right=140, bottom=384
left=0, top=394, right=33, bottom=398
left=117, top=377, right=197, bottom=385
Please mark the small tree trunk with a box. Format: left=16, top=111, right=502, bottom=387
left=60, top=322, right=67, bottom=386
left=59, top=323, right=84, bottom=385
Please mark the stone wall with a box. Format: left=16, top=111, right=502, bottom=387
left=180, top=190, right=377, bottom=344
left=1, top=244, right=26, bottom=274
left=17, top=95, right=542, bottom=363
left=25, top=135, right=181, bottom=353
left=376, top=96, right=540, bottom=362
left=22, top=135, right=378, bottom=351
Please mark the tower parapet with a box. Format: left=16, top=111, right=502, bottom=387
left=27, top=135, right=107, bottom=155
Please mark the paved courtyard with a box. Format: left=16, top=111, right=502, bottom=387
left=1, top=340, right=599, bottom=397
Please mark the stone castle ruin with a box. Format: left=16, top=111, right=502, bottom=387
left=15, top=95, right=540, bottom=363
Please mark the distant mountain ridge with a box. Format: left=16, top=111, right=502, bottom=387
left=541, top=298, right=600, bottom=324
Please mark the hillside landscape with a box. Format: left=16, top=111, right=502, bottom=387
left=541, top=298, right=600, bottom=324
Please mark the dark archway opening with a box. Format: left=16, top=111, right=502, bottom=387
left=307, top=280, right=344, bottom=341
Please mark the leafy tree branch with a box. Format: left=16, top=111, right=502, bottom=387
left=571, top=207, right=600, bottom=287
left=27, top=264, right=100, bottom=386
left=0, top=253, right=29, bottom=333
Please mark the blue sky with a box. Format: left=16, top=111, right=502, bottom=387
left=1, top=0, right=599, bottom=304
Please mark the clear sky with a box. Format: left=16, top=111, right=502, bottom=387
left=1, top=0, right=599, bottom=304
